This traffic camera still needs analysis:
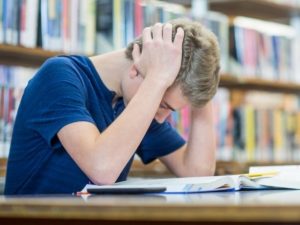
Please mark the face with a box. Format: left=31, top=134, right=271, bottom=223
left=121, top=66, right=188, bottom=124
left=154, top=84, right=188, bottom=123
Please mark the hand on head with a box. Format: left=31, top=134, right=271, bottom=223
left=132, top=23, right=184, bottom=88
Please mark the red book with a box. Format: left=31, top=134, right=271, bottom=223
left=134, top=0, right=143, bottom=37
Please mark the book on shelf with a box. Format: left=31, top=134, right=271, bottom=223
left=0, top=0, right=2, bottom=44
left=0, top=66, right=35, bottom=158
left=230, top=16, right=297, bottom=83
left=198, top=11, right=229, bottom=73
left=82, top=165, right=300, bottom=194
left=1, top=0, right=97, bottom=54
left=167, top=87, right=300, bottom=163
left=209, top=88, right=300, bottom=162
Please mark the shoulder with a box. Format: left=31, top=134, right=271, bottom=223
left=41, top=55, right=79, bottom=73
left=34, top=55, right=87, bottom=84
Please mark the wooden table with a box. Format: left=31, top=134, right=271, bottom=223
left=1, top=190, right=300, bottom=225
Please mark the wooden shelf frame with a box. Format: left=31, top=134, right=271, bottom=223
left=167, top=0, right=300, bottom=22
left=209, top=0, right=300, bottom=22
left=0, top=44, right=61, bottom=68
left=0, top=44, right=299, bottom=94
left=219, top=75, right=300, bottom=94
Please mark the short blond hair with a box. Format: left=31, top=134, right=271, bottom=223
left=125, top=18, right=220, bottom=107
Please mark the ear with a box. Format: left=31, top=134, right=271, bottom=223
left=129, top=65, right=138, bottom=78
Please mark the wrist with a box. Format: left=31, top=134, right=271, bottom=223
left=144, top=74, right=170, bottom=91
left=191, top=101, right=213, bottom=119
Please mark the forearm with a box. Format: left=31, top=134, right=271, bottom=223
left=183, top=102, right=217, bottom=176
left=91, top=77, right=167, bottom=184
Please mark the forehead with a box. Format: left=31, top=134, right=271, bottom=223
left=163, top=85, right=189, bottom=108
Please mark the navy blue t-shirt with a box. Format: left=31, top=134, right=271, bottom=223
left=4, top=55, right=185, bottom=195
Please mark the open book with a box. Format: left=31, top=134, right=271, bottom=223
left=83, top=165, right=300, bottom=194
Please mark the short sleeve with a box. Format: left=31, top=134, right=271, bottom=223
left=25, top=57, right=95, bottom=146
left=136, top=120, right=186, bottom=164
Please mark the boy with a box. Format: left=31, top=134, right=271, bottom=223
left=5, top=19, right=220, bottom=194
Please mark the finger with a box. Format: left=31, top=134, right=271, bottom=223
left=163, top=23, right=172, bottom=43
left=152, top=23, right=163, bottom=41
left=142, top=27, right=152, bottom=43
left=132, top=44, right=140, bottom=62
left=174, top=27, right=184, bottom=49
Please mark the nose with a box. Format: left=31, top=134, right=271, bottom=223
left=155, top=109, right=172, bottom=123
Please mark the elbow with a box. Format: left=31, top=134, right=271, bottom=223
left=88, top=167, right=120, bottom=186
left=92, top=177, right=116, bottom=186
left=203, top=165, right=216, bottom=176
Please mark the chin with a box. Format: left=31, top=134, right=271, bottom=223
left=154, top=118, right=165, bottom=124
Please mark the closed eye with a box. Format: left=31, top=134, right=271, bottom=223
left=160, top=102, right=175, bottom=111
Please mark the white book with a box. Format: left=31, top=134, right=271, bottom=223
left=0, top=0, right=3, bottom=43
left=20, top=0, right=38, bottom=48
left=70, top=0, right=79, bottom=53
left=82, top=165, right=300, bottom=194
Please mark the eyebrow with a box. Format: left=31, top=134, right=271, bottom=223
left=163, top=101, right=176, bottom=111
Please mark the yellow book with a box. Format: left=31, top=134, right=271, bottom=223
left=113, top=0, right=124, bottom=49
left=245, top=105, right=255, bottom=161
left=273, top=109, right=284, bottom=161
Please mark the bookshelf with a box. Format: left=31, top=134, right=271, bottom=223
left=0, top=0, right=300, bottom=179
left=0, top=44, right=299, bottom=94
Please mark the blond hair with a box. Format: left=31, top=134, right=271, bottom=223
left=125, top=18, right=220, bottom=107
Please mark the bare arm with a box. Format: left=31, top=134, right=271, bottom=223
left=160, top=101, right=216, bottom=177
left=57, top=24, right=184, bottom=185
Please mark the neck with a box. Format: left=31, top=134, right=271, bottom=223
left=89, top=49, right=132, bottom=97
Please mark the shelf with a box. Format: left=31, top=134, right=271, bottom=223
left=0, top=158, right=6, bottom=177
left=130, top=159, right=300, bottom=177
left=0, top=45, right=299, bottom=94
left=219, top=74, right=300, bottom=94
left=129, top=159, right=249, bottom=176
left=166, top=0, right=300, bottom=22
left=0, top=44, right=62, bottom=68
left=209, top=0, right=300, bottom=22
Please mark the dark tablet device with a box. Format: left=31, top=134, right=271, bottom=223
left=87, top=187, right=167, bottom=195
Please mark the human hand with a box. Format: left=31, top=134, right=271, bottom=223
left=132, top=23, right=184, bottom=88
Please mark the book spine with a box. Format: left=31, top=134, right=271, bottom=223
left=113, top=0, right=124, bottom=49
left=85, top=0, right=96, bottom=55
left=124, top=0, right=134, bottom=45
left=0, top=0, right=3, bottom=43
left=231, top=17, right=296, bottom=82
left=134, top=0, right=143, bottom=37
left=70, top=0, right=79, bottom=53
left=0, top=66, right=36, bottom=157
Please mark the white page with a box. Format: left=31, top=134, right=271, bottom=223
left=249, top=165, right=300, bottom=189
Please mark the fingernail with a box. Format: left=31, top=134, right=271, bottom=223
left=177, top=27, right=183, bottom=33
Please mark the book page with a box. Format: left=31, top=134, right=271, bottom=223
left=249, top=165, right=300, bottom=189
